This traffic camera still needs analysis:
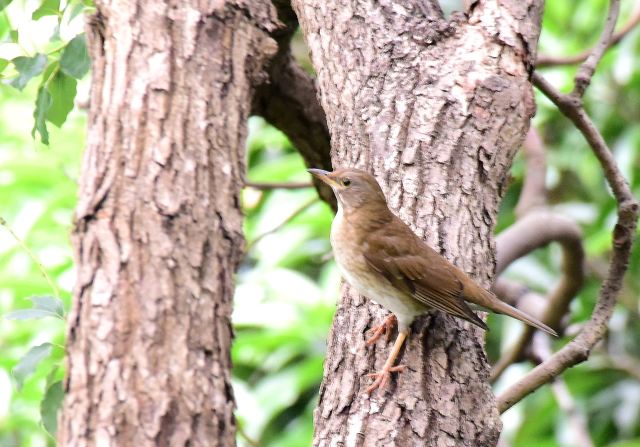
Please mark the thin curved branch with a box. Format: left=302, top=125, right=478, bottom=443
left=492, top=123, right=585, bottom=382
left=245, top=197, right=319, bottom=252
left=496, top=211, right=584, bottom=282
left=493, top=6, right=632, bottom=390
left=572, top=0, right=621, bottom=98
left=491, top=211, right=584, bottom=382
left=496, top=71, right=639, bottom=414
left=515, top=128, right=547, bottom=218
left=536, top=3, right=640, bottom=68
left=533, top=74, right=631, bottom=202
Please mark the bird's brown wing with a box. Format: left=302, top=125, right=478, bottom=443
left=363, top=228, right=488, bottom=330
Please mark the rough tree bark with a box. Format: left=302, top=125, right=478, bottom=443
left=291, top=0, right=543, bottom=445
left=59, top=1, right=278, bottom=445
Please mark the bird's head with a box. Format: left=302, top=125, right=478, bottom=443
left=308, top=167, right=388, bottom=212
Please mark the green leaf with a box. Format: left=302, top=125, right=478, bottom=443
left=0, top=58, right=8, bottom=73
left=46, top=71, right=77, bottom=127
left=32, top=0, right=60, bottom=19
left=4, top=295, right=65, bottom=320
left=32, top=86, right=52, bottom=144
left=12, top=343, right=53, bottom=390
left=10, top=54, right=47, bottom=90
left=40, top=380, right=64, bottom=437
left=0, top=0, right=13, bottom=13
left=5, top=309, right=59, bottom=320
left=60, top=34, right=90, bottom=79
left=30, top=296, right=65, bottom=318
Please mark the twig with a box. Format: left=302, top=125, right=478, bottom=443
left=537, top=4, right=640, bottom=68
left=496, top=71, right=639, bottom=414
left=246, top=197, right=319, bottom=251
left=533, top=74, right=630, bottom=201
left=236, top=423, right=262, bottom=447
left=245, top=181, right=313, bottom=190
left=496, top=211, right=575, bottom=276
left=572, top=0, right=621, bottom=98
left=0, top=216, right=61, bottom=299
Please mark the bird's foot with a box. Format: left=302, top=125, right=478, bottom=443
left=366, top=314, right=397, bottom=345
left=366, top=365, right=406, bottom=394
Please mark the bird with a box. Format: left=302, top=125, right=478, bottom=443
left=308, top=167, right=557, bottom=394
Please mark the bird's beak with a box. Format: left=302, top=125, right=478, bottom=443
left=308, top=168, right=339, bottom=188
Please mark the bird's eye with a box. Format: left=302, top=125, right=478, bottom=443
left=342, top=178, right=351, bottom=187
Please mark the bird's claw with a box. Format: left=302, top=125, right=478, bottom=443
left=365, top=365, right=406, bottom=394
left=366, top=314, right=397, bottom=345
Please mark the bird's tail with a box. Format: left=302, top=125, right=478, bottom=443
left=471, top=286, right=558, bottom=336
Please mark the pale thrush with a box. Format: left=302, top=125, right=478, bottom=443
left=309, top=167, right=557, bottom=393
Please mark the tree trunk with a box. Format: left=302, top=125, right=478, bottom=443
left=59, top=2, right=278, bottom=445
left=292, top=0, right=543, bottom=445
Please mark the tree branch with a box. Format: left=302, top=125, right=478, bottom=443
left=515, top=129, right=547, bottom=217
left=537, top=3, right=640, bottom=68
left=252, top=1, right=334, bottom=208
left=572, top=0, right=621, bottom=98
left=246, top=197, right=319, bottom=251
left=533, top=73, right=631, bottom=201
left=496, top=68, right=639, bottom=414
left=491, top=211, right=585, bottom=382
left=496, top=211, right=585, bottom=305
left=492, top=8, right=634, bottom=388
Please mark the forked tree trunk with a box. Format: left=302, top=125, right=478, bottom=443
left=59, top=2, right=278, bottom=445
left=292, top=0, right=543, bottom=445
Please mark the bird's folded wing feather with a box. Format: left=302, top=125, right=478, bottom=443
left=363, top=230, right=488, bottom=330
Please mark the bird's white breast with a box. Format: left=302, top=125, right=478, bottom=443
left=330, top=204, right=424, bottom=330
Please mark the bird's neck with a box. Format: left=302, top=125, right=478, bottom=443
left=337, top=200, right=394, bottom=234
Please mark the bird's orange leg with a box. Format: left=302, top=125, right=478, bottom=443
left=366, top=330, right=408, bottom=394
left=366, top=314, right=397, bottom=345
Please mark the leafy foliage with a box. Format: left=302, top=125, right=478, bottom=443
left=0, top=81, right=83, bottom=445
left=0, top=0, right=92, bottom=143
left=12, top=343, right=52, bottom=390
left=10, top=54, right=47, bottom=90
